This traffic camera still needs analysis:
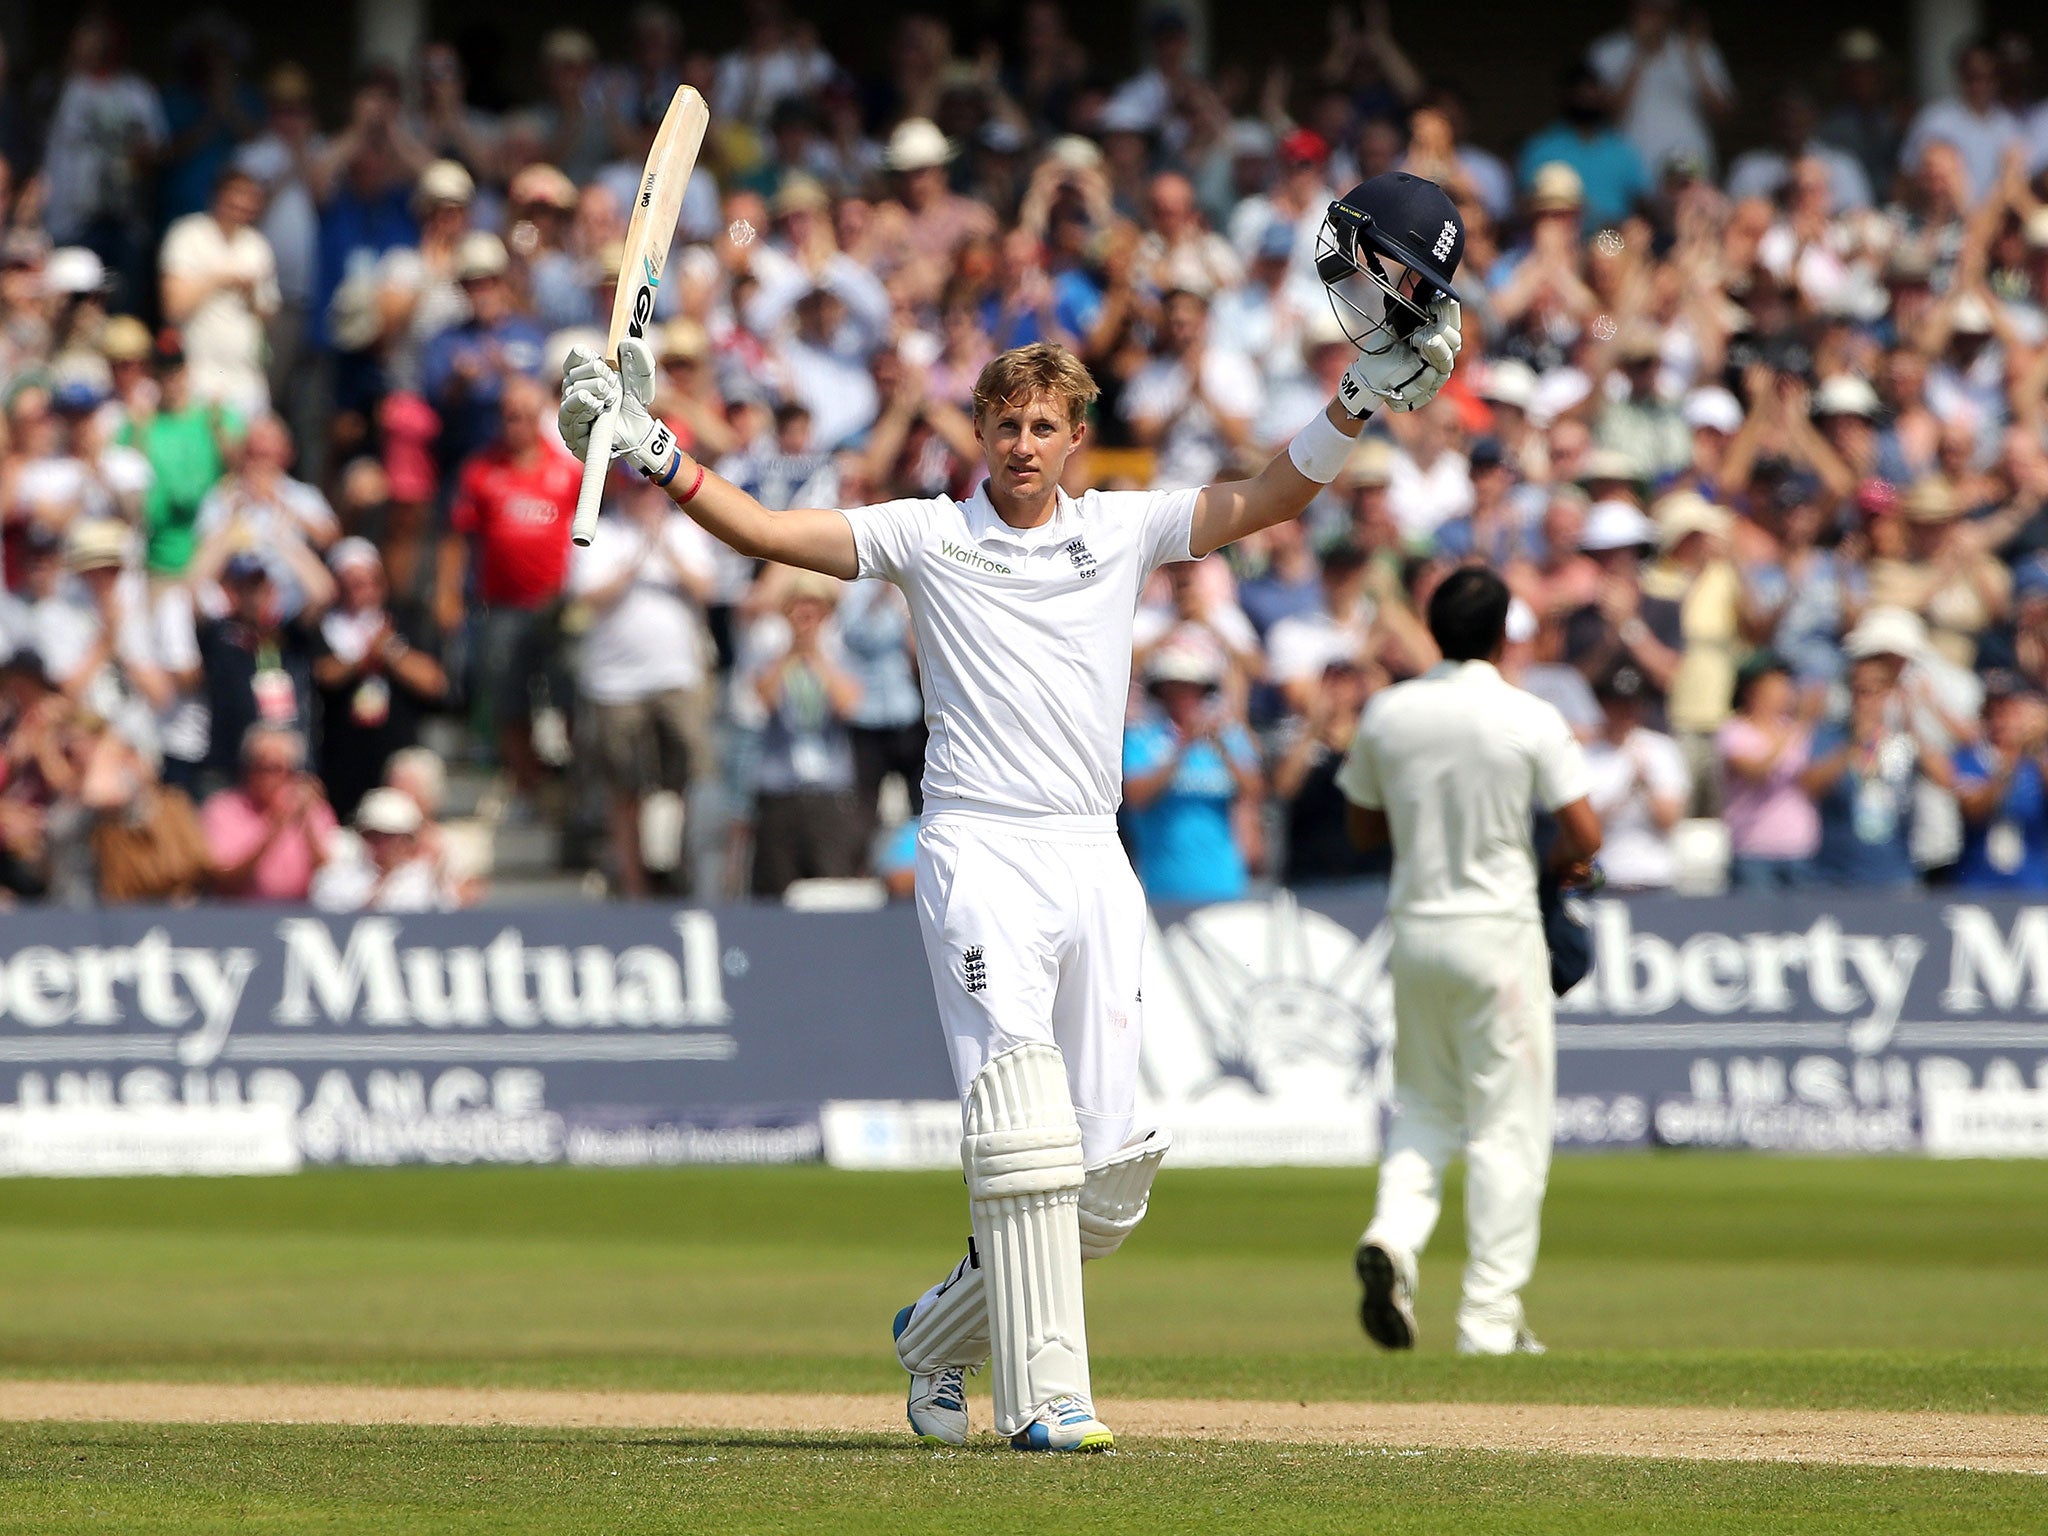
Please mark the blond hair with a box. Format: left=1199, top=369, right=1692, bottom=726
left=971, top=342, right=1100, bottom=429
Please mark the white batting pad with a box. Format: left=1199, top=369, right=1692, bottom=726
left=1077, top=1127, right=1171, bottom=1260
left=894, top=1250, right=988, bottom=1374
left=963, top=1042, right=1089, bottom=1437
left=898, top=1125, right=1171, bottom=1374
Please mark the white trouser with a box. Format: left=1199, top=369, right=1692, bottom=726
left=1363, top=912, right=1554, bottom=1350
left=915, top=812, right=1147, bottom=1167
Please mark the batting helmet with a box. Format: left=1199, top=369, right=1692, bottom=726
left=1315, top=172, right=1465, bottom=356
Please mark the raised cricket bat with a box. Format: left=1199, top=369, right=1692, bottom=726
left=570, top=85, right=710, bottom=547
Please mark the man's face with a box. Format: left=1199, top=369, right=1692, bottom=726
left=216, top=178, right=263, bottom=231
left=229, top=572, right=271, bottom=623
left=1592, top=546, right=1641, bottom=581
left=500, top=389, right=539, bottom=451
left=1147, top=179, right=1192, bottom=237
left=465, top=273, right=509, bottom=324
left=366, top=828, right=414, bottom=873
left=338, top=562, right=384, bottom=612
left=797, top=290, right=844, bottom=344
left=902, top=164, right=946, bottom=208
left=787, top=594, right=830, bottom=640
left=244, top=740, right=297, bottom=808
left=1163, top=295, right=1205, bottom=354
left=245, top=420, right=289, bottom=470
left=976, top=393, right=1082, bottom=502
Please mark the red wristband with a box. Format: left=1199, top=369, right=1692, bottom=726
left=677, top=461, right=707, bottom=505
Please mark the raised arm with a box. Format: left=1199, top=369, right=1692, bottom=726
left=559, top=340, right=859, bottom=579
left=1188, top=397, right=1360, bottom=557
left=1190, top=300, right=1462, bottom=558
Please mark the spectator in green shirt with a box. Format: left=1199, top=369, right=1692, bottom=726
left=113, top=329, right=242, bottom=575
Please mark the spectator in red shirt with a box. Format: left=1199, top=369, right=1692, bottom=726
left=436, top=373, right=579, bottom=799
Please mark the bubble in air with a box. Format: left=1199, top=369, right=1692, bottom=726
left=727, top=219, right=756, bottom=247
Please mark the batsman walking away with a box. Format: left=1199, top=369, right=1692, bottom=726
left=559, top=173, right=1467, bottom=1449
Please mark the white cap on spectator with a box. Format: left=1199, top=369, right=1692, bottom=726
left=45, top=246, right=106, bottom=296
left=1341, top=436, right=1394, bottom=488
left=1479, top=358, right=1537, bottom=411
left=1813, top=374, right=1881, bottom=419
left=542, top=28, right=598, bottom=67
left=1579, top=447, right=1642, bottom=486
left=545, top=325, right=605, bottom=382
left=357, top=787, right=424, bottom=837
left=1505, top=597, right=1538, bottom=645
left=1049, top=134, right=1104, bottom=172
left=456, top=231, right=509, bottom=282
left=1844, top=606, right=1927, bottom=661
left=65, top=519, right=130, bottom=572
left=509, top=162, right=577, bottom=210
left=1579, top=499, right=1657, bottom=552
left=1528, top=162, right=1584, bottom=214
left=1654, top=490, right=1732, bottom=549
left=1098, top=96, right=1154, bottom=134
left=1301, top=304, right=1349, bottom=356
left=1229, top=120, right=1277, bottom=158
left=416, top=159, right=475, bottom=208
left=327, top=536, right=381, bottom=576
left=885, top=118, right=954, bottom=171
left=1682, top=386, right=1743, bottom=435
left=1951, top=293, right=1994, bottom=334
left=1145, top=644, right=1223, bottom=690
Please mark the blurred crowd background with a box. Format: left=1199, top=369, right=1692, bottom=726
left=2, top=1, right=2048, bottom=909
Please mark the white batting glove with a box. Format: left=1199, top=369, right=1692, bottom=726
left=559, top=338, right=680, bottom=477
left=1337, top=298, right=1463, bottom=416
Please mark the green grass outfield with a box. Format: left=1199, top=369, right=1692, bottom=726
left=5, top=1425, right=2043, bottom=1536
left=0, top=1156, right=2043, bottom=1532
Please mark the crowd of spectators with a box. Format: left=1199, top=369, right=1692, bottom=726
left=4, top=3, right=2048, bottom=907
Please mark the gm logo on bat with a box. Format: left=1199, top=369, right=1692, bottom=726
left=641, top=173, right=656, bottom=209
left=628, top=256, right=662, bottom=336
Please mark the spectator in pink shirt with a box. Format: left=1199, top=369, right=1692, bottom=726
left=1716, top=656, right=1820, bottom=889
left=201, top=722, right=336, bottom=900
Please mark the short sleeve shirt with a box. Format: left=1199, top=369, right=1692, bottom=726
left=1809, top=724, right=1919, bottom=887
left=1121, top=716, right=1257, bottom=903
left=1953, top=747, right=2048, bottom=890
left=450, top=444, right=582, bottom=609
left=842, top=483, right=1197, bottom=820
left=1337, top=659, right=1588, bottom=919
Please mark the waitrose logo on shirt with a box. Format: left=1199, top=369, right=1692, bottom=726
left=940, top=541, right=1013, bottom=575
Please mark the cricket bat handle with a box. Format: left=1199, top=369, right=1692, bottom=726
left=570, top=406, right=618, bottom=547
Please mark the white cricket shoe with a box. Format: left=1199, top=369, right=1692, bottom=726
left=1355, top=1240, right=1418, bottom=1350
left=1456, top=1325, right=1547, bottom=1356
left=893, top=1304, right=969, bottom=1445
left=1010, top=1395, right=1115, bottom=1452
left=907, top=1365, right=971, bottom=1445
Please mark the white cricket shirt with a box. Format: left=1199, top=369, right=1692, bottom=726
left=1336, top=659, right=1589, bottom=920
left=843, top=483, right=1198, bottom=823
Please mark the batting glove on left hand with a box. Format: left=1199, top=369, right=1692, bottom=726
left=559, top=338, right=680, bottom=478
left=1337, top=298, right=1463, bottom=416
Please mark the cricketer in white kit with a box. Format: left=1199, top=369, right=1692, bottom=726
left=1336, top=567, right=1602, bottom=1356
left=558, top=171, right=1470, bottom=1449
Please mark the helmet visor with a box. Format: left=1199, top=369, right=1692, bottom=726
left=1315, top=219, right=1431, bottom=356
